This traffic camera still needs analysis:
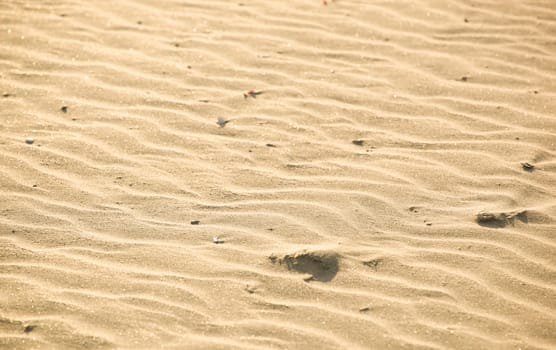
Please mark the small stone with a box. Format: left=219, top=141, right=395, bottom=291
left=521, top=162, right=534, bottom=172
left=352, top=139, right=364, bottom=146
left=23, top=325, right=36, bottom=333
left=265, top=143, right=277, bottom=147
left=60, top=105, right=68, bottom=113
left=359, top=306, right=370, bottom=312
left=190, top=220, right=200, bottom=225
left=25, top=137, right=34, bottom=145
left=213, top=236, right=223, bottom=244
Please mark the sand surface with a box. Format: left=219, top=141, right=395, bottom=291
left=1, top=0, right=556, bottom=349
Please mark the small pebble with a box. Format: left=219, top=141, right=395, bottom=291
left=352, top=139, right=364, bottom=146
left=265, top=143, right=277, bottom=147
left=521, top=162, right=535, bottom=172
left=23, top=325, right=36, bottom=333
left=359, top=306, right=370, bottom=312
left=60, top=105, right=68, bottom=113
left=213, top=236, right=223, bottom=244
left=25, top=137, right=34, bottom=145
left=191, top=220, right=200, bottom=225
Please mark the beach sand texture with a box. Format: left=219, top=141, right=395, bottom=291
left=1, top=0, right=556, bottom=349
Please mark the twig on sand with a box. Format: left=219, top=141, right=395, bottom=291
left=243, top=90, right=263, bottom=99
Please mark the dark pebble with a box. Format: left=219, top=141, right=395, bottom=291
left=23, top=325, right=36, bottom=333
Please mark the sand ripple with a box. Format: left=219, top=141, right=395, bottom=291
left=1, top=0, right=555, bottom=349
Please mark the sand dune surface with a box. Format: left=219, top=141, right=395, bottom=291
left=1, top=0, right=556, bottom=349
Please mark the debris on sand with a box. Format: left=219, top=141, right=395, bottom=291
left=25, top=137, right=34, bottom=145
left=352, top=139, right=364, bottom=146
left=23, top=325, right=36, bottom=333
left=243, top=90, right=263, bottom=99
left=270, top=249, right=339, bottom=282
left=216, top=116, right=230, bottom=128
left=476, top=210, right=527, bottom=228
left=363, top=258, right=382, bottom=271
left=521, top=162, right=535, bottom=172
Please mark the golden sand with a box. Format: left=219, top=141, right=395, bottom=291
left=1, top=1, right=555, bottom=349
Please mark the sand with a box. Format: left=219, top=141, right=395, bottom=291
left=1, top=0, right=556, bottom=349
